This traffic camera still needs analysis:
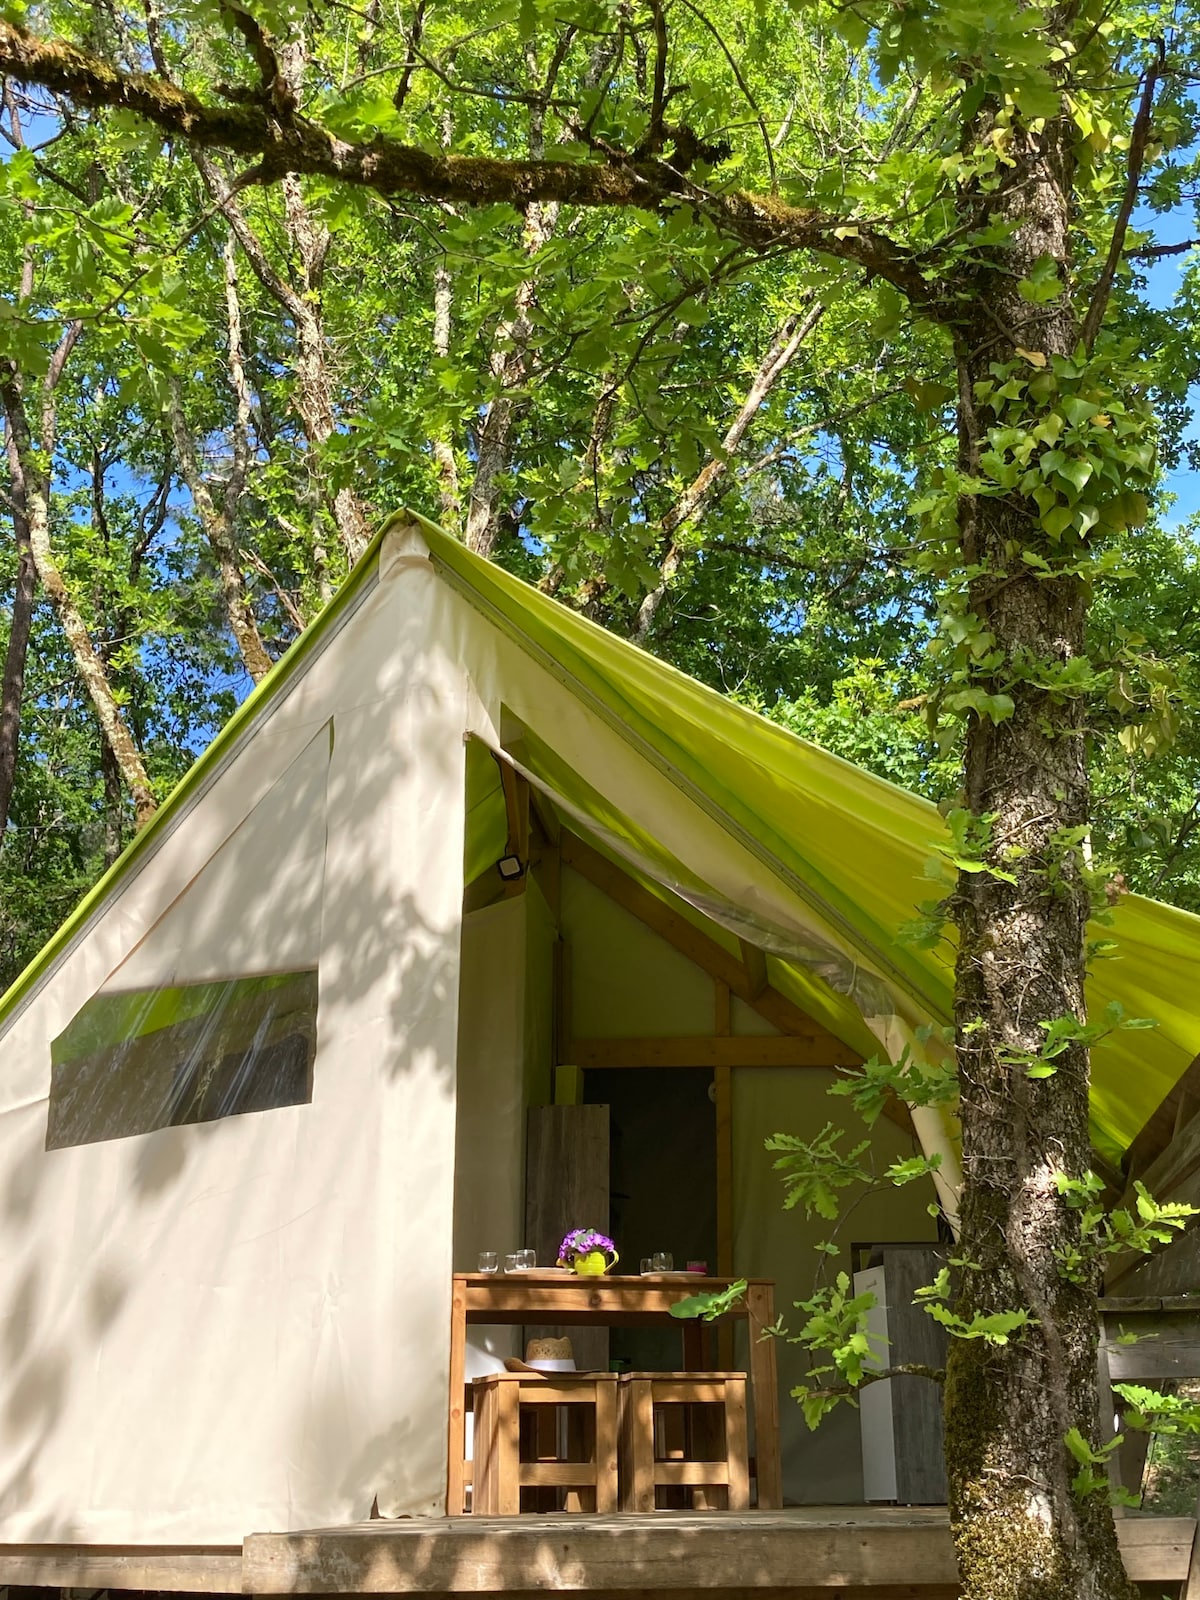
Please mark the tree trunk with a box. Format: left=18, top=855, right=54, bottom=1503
left=0, top=461, right=35, bottom=835
left=192, top=141, right=370, bottom=571
left=100, top=736, right=123, bottom=869
left=463, top=41, right=561, bottom=558
left=167, top=381, right=274, bottom=684
left=463, top=197, right=557, bottom=557
left=431, top=247, right=462, bottom=529
left=280, top=167, right=371, bottom=565
left=1, top=379, right=157, bottom=829
left=943, top=110, right=1137, bottom=1600
left=166, top=236, right=274, bottom=685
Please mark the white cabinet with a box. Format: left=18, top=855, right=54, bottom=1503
left=853, top=1246, right=948, bottom=1504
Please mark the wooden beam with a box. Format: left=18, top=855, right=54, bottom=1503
left=0, top=1546, right=242, bottom=1593
left=495, top=754, right=531, bottom=897
left=1106, top=1107, right=1200, bottom=1291
left=566, top=1035, right=860, bottom=1069
left=559, top=829, right=922, bottom=1139
left=714, top=983, right=734, bottom=1270
left=714, top=978, right=732, bottom=1039
left=553, top=938, right=573, bottom=1074
left=531, top=834, right=562, bottom=920
left=560, top=830, right=853, bottom=1050
left=714, top=980, right=735, bottom=1365
left=1122, top=1051, right=1200, bottom=1188
left=740, top=938, right=769, bottom=999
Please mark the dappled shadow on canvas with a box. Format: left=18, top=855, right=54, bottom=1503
left=0, top=574, right=468, bottom=1539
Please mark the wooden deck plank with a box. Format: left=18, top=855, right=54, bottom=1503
left=0, top=1509, right=1186, bottom=1596
left=241, top=1508, right=1195, bottom=1594
left=0, top=1544, right=242, bottom=1592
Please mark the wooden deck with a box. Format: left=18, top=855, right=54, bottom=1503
left=0, top=1510, right=1189, bottom=1596
left=241, top=1509, right=1192, bottom=1595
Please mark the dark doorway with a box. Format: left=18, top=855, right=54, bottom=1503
left=585, top=1066, right=718, bottom=1370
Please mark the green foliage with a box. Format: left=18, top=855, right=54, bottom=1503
left=828, top=1045, right=958, bottom=1127
left=1113, top=1384, right=1200, bottom=1436
left=997, top=1000, right=1156, bottom=1081
left=789, top=1271, right=883, bottom=1429
left=1053, top=1173, right=1198, bottom=1282
left=765, top=1124, right=872, bottom=1220
left=0, top=0, right=1197, bottom=995
left=668, top=1278, right=750, bottom=1322
left=923, top=1302, right=1036, bottom=1345
left=1063, top=1427, right=1139, bottom=1505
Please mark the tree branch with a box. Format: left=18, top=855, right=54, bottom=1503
left=241, top=546, right=307, bottom=632
left=1081, top=44, right=1165, bottom=351
left=164, top=241, right=274, bottom=686
left=803, top=1362, right=946, bottom=1404
left=0, top=19, right=940, bottom=306
left=640, top=0, right=668, bottom=155
left=631, top=301, right=823, bottom=639
left=1128, top=236, right=1199, bottom=260
left=218, top=0, right=292, bottom=113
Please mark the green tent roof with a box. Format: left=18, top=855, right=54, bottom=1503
left=3, top=509, right=1197, bottom=1167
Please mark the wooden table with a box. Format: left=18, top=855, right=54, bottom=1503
left=447, top=1272, right=780, bottom=1513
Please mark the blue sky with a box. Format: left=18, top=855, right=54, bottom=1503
left=1135, top=202, right=1199, bottom=528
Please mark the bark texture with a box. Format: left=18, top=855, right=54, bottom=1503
left=193, top=123, right=370, bottom=568
left=1, top=375, right=157, bottom=829
left=944, top=105, right=1137, bottom=1600
left=431, top=248, right=463, bottom=529
left=167, top=237, right=274, bottom=684
left=0, top=19, right=939, bottom=307
left=0, top=433, right=35, bottom=835
left=631, top=301, right=823, bottom=640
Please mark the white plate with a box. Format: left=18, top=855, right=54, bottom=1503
left=640, top=1271, right=704, bottom=1281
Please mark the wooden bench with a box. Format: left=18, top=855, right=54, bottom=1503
left=472, top=1371, right=619, bottom=1515
left=618, top=1371, right=750, bottom=1512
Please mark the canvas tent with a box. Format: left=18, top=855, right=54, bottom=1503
left=1, top=509, right=1198, bottom=1546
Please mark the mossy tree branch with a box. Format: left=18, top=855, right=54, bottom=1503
left=0, top=18, right=944, bottom=310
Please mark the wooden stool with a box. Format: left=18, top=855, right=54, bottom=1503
left=618, top=1372, right=750, bottom=1511
left=472, top=1371, right=619, bottom=1515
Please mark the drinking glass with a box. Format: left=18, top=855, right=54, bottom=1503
left=640, top=1257, right=654, bottom=1275
left=517, top=1248, right=536, bottom=1269
left=478, top=1252, right=499, bottom=1274
left=651, top=1251, right=674, bottom=1272
left=504, top=1252, right=521, bottom=1273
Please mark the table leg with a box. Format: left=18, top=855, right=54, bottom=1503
left=619, top=1377, right=656, bottom=1513
left=447, top=1280, right=467, bottom=1514
left=682, top=1321, right=705, bottom=1369
left=724, top=1374, right=751, bottom=1511
left=594, top=1380, right=619, bottom=1513
left=744, top=1282, right=781, bottom=1509
left=496, top=1379, right=521, bottom=1515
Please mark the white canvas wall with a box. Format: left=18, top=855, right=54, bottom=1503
left=454, top=898, right=530, bottom=1274
left=0, top=549, right=466, bottom=1542
left=563, top=871, right=714, bottom=1038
